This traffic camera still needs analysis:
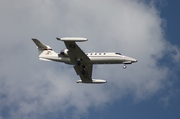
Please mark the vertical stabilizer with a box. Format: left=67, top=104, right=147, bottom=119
left=32, top=38, right=58, bottom=59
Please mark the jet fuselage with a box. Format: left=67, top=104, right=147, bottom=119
left=39, top=52, right=137, bottom=65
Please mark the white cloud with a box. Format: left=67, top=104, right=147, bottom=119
left=0, top=0, right=179, bottom=118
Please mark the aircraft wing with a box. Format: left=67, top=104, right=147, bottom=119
left=74, top=64, right=92, bottom=82
left=58, top=40, right=90, bottom=64
left=57, top=37, right=92, bottom=82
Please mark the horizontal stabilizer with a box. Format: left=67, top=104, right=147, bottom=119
left=32, top=38, right=52, bottom=50
left=57, top=37, right=88, bottom=42
left=76, top=79, right=107, bottom=84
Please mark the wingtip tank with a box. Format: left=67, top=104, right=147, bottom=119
left=57, top=37, right=88, bottom=42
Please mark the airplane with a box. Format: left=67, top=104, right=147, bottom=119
left=32, top=37, right=137, bottom=84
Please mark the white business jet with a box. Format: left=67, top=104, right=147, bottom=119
left=32, top=37, right=137, bottom=84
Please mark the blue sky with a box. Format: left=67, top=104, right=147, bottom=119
left=0, top=0, right=180, bottom=119
left=160, top=1, right=180, bottom=45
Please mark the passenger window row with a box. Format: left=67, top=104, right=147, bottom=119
left=86, top=53, right=106, bottom=55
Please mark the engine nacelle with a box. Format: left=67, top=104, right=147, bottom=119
left=59, top=49, right=69, bottom=56
left=76, top=79, right=107, bottom=84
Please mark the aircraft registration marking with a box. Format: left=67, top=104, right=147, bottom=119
left=46, top=51, right=51, bottom=55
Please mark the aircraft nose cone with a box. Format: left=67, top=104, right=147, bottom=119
left=132, top=59, right=138, bottom=63
left=123, top=56, right=138, bottom=63
left=130, top=58, right=138, bottom=63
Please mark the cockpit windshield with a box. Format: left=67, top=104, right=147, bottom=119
left=115, top=53, right=121, bottom=55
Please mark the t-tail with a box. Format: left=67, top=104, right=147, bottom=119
left=32, top=38, right=58, bottom=61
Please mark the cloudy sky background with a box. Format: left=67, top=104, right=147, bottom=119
left=0, top=0, right=180, bottom=119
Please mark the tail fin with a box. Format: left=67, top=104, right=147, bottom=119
left=32, top=38, right=58, bottom=60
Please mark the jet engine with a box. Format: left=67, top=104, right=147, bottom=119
left=59, top=49, right=69, bottom=56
